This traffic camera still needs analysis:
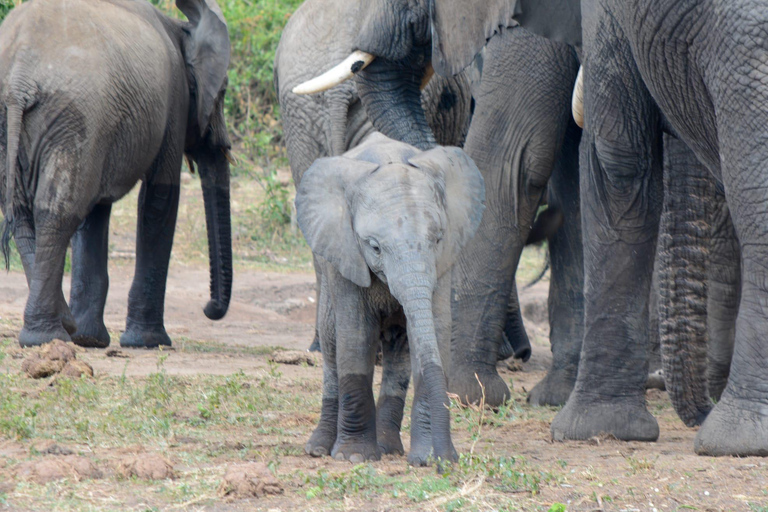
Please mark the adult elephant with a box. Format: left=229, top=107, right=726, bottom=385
left=510, top=1, right=767, bottom=455
left=0, top=0, right=233, bottom=348
left=292, top=4, right=585, bottom=408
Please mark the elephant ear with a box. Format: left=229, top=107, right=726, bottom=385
left=177, top=0, right=231, bottom=136
left=429, top=0, right=581, bottom=77
left=408, top=147, right=486, bottom=275
left=512, top=0, right=582, bottom=47
left=429, top=0, right=516, bottom=77
left=295, top=157, right=379, bottom=288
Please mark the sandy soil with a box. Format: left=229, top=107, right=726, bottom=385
left=1, top=264, right=767, bottom=511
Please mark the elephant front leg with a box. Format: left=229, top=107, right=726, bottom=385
left=70, top=203, right=112, bottom=348
left=551, top=29, right=662, bottom=442
left=331, top=279, right=380, bottom=463
left=306, top=271, right=338, bottom=457
left=120, top=179, right=180, bottom=348
left=376, top=322, right=409, bottom=456
left=694, top=79, right=768, bottom=456
left=408, top=275, right=457, bottom=468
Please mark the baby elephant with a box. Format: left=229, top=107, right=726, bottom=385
left=295, top=133, right=485, bottom=467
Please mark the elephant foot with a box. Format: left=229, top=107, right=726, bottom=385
left=449, top=366, right=510, bottom=407
left=120, top=324, right=171, bottom=348
left=331, top=439, right=381, bottom=463
left=377, top=429, right=404, bottom=456
left=18, top=325, right=71, bottom=347
left=72, top=318, right=110, bottom=348
left=527, top=369, right=576, bottom=406
left=407, top=440, right=458, bottom=469
left=305, top=426, right=336, bottom=458
left=694, top=394, right=768, bottom=456
left=551, top=395, right=659, bottom=442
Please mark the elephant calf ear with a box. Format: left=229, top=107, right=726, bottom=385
left=408, top=147, right=485, bottom=274
left=295, top=157, right=379, bottom=288
left=177, top=0, right=231, bottom=136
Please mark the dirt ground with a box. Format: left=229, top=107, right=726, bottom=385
left=1, top=262, right=767, bottom=511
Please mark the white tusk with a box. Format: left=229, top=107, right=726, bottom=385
left=571, top=66, right=584, bottom=128
left=292, top=51, right=376, bottom=95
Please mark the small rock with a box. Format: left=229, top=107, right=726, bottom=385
left=15, top=456, right=102, bottom=484
left=270, top=350, right=318, bottom=367
left=116, top=453, right=176, bottom=480
left=105, top=349, right=130, bottom=358
left=218, top=463, right=283, bottom=499
left=31, top=440, right=73, bottom=456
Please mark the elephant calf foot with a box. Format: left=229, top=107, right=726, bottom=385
left=449, top=366, right=510, bottom=407
left=72, top=318, right=111, bottom=348
left=528, top=369, right=576, bottom=406
left=331, top=439, right=381, bottom=463
left=694, top=394, right=768, bottom=457
left=120, top=323, right=171, bottom=348
left=551, top=395, right=659, bottom=442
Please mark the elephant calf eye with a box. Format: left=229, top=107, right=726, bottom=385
left=368, top=239, right=381, bottom=254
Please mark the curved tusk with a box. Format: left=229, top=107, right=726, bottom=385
left=292, top=51, right=375, bottom=95
left=571, top=66, right=584, bottom=128
left=420, top=62, right=435, bottom=91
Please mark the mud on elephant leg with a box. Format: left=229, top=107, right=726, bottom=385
left=551, top=27, right=662, bottom=442
left=70, top=203, right=112, bottom=348
left=376, top=323, right=409, bottom=456
left=528, top=121, right=583, bottom=407
left=120, top=178, right=180, bottom=348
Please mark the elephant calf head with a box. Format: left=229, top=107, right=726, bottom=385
left=295, top=133, right=485, bottom=292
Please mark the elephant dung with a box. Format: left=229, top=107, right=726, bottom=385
left=116, top=453, right=176, bottom=481
left=21, top=340, right=93, bottom=380
left=218, top=462, right=284, bottom=499
left=14, top=456, right=102, bottom=484
left=269, top=350, right=319, bottom=367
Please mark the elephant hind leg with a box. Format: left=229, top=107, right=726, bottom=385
left=70, top=203, right=112, bottom=348
left=18, top=210, right=81, bottom=347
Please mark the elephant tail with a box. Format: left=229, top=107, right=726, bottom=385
left=2, top=95, right=27, bottom=269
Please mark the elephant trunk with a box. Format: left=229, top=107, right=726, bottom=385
left=197, top=151, right=233, bottom=320
left=658, top=134, right=713, bottom=427
left=355, top=56, right=436, bottom=150
left=389, top=255, right=452, bottom=459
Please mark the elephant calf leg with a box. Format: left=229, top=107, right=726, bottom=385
left=306, top=278, right=338, bottom=457
left=70, top=203, right=112, bottom=348
left=376, top=325, right=409, bottom=456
